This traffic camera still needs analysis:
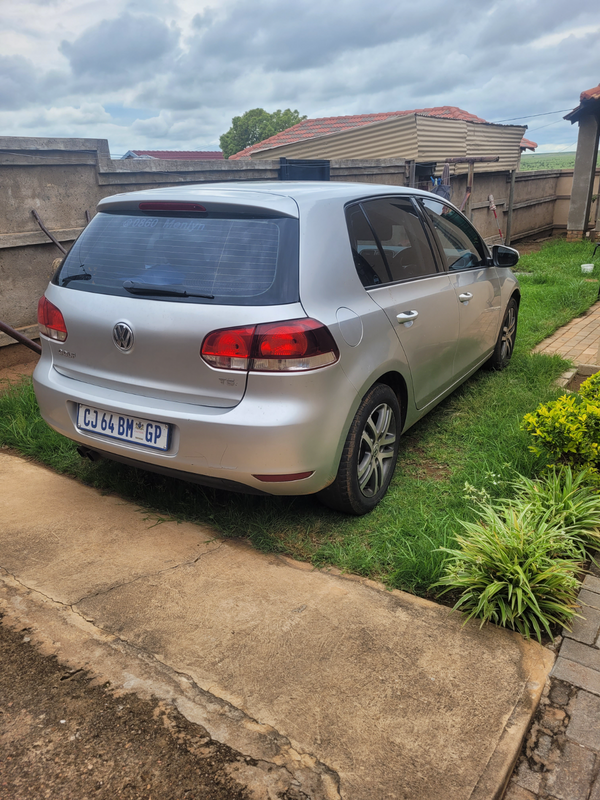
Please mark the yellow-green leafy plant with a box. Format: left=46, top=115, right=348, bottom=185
left=579, top=371, right=600, bottom=403
left=521, top=393, right=600, bottom=471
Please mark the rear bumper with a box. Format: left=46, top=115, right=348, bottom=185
left=33, top=356, right=357, bottom=496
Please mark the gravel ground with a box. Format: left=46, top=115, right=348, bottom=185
left=0, top=615, right=253, bottom=800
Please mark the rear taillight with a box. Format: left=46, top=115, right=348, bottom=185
left=201, top=319, right=339, bottom=372
left=38, top=297, right=68, bottom=342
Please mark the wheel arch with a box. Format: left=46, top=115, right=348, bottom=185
left=370, top=370, right=408, bottom=433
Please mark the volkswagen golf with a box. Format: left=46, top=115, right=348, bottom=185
left=34, top=181, right=519, bottom=514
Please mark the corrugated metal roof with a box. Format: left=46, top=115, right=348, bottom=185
left=415, top=116, right=467, bottom=163
left=244, top=114, right=419, bottom=161
left=229, top=106, right=487, bottom=160
left=464, top=123, right=526, bottom=172
left=241, top=111, right=526, bottom=173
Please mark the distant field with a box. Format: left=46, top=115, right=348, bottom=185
left=519, top=151, right=600, bottom=171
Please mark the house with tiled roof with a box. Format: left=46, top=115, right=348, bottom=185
left=121, top=150, right=224, bottom=160
left=229, top=106, right=533, bottom=175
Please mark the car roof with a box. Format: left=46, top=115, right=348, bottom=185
left=98, top=181, right=437, bottom=216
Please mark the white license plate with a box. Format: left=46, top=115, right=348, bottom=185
left=77, top=405, right=171, bottom=451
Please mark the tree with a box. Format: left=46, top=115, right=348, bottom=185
left=219, top=108, right=306, bottom=159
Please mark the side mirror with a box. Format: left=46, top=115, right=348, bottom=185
left=492, top=244, right=519, bottom=269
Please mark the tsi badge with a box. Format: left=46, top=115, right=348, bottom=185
left=58, top=349, right=76, bottom=359
left=113, top=322, right=134, bottom=352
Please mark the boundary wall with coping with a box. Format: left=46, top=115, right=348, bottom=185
left=1, top=137, right=596, bottom=343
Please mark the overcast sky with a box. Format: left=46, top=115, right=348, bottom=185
left=1, top=0, right=599, bottom=157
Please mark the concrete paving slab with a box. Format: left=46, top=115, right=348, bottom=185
left=0, top=451, right=554, bottom=800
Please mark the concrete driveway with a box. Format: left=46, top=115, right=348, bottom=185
left=0, top=450, right=553, bottom=800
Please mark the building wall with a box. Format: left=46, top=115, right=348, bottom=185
left=248, top=115, right=526, bottom=173
left=246, top=115, right=420, bottom=161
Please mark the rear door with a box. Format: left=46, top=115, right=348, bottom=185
left=346, top=197, right=460, bottom=410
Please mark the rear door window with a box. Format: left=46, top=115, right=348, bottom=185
left=54, top=211, right=299, bottom=306
left=346, top=197, right=439, bottom=286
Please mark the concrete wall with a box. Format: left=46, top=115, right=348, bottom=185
left=1, top=135, right=595, bottom=343
left=0, top=137, right=408, bottom=343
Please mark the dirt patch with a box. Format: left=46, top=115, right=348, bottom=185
left=566, top=373, right=588, bottom=392
left=0, top=343, right=39, bottom=385
left=565, top=369, right=599, bottom=393
left=512, top=235, right=564, bottom=255
left=401, top=437, right=451, bottom=481
left=0, top=616, right=253, bottom=800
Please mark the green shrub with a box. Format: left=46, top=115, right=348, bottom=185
left=579, top=371, right=600, bottom=402
left=435, top=503, right=583, bottom=641
left=509, top=466, right=600, bottom=551
left=521, top=393, right=600, bottom=471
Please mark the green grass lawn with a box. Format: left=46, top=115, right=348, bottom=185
left=1, top=239, right=598, bottom=598
left=519, top=151, right=600, bottom=171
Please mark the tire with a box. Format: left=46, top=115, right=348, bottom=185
left=487, top=296, right=518, bottom=370
left=318, top=384, right=401, bottom=515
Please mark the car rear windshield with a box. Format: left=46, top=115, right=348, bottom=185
left=53, top=210, right=299, bottom=306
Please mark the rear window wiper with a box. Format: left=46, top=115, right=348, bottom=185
left=122, top=280, right=214, bottom=299
left=62, top=268, right=92, bottom=286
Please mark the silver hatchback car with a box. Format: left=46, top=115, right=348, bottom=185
left=34, top=182, right=519, bottom=514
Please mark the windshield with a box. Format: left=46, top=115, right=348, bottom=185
left=54, top=210, right=299, bottom=306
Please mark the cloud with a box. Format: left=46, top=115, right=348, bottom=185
left=0, top=55, right=42, bottom=109
left=22, top=103, right=115, bottom=129
left=59, top=11, right=180, bottom=84
left=2, top=0, right=600, bottom=154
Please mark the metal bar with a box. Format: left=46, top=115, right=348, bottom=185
left=465, top=161, right=475, bottom=220
left=444, top=156, right=500, bottom=164
left=511, top=195, right=557, bottom=211
left=408, top=160, right=416, bottom=188
left=31, top=210, right=67, bottom=255
left=0, top=321, right=42, bottom=355
left=471, top=199, right=507, bottom=210
left=511, top=224, right=555, bottom=241
left=506, top=169, right=516, bottom=246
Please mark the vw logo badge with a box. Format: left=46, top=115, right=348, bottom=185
left=113, top=322, right=134, bottom=352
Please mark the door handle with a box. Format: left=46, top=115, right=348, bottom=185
left=458, top=292, right=473, bottom=303
left=396, top=310, right=419, bottom=322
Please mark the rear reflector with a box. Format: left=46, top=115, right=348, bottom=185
left=253, top=472, right=314, bottom=483
left=139, top=201, right=206, bottom=212
left=38, top=296, right=68, bottom=342
left=201, top=319, right=339, bottom=372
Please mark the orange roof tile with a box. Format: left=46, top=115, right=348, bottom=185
left=565, top=84, right=600, bottom=123
left=229, top=107, right=488, bottom=159
left=520, top=137, right=538, bottom=151
left=580, top=84, right=600, bottom=103
left=126, top=150, right=224, bottom=160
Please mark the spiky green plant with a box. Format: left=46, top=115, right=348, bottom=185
left=435, top=504, right=583, bottom=641
left=509, top=466, right=600, bottom=552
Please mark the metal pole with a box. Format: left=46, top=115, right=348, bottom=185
left=31, top=210, right=67, bottom=255
left=0, top=321, right=42, bottom=355
left=506, top=170, right=516, bottom=246
left=466, top=161, right=475, bottom=221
